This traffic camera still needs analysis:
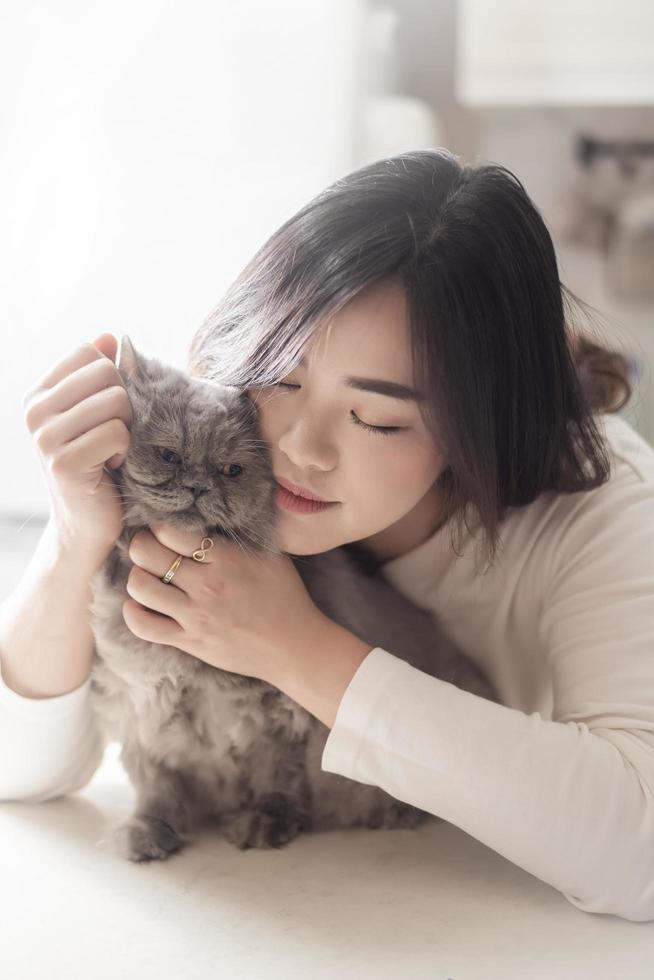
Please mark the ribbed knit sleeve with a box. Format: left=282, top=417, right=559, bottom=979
left=0, top=662, right=105, bottom=803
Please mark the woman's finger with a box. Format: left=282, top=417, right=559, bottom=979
left=122, top=599, right=185, bottom=647
left=27, top=342, right=111, bottom=396
left=128, top=527, right=219, bottom=594
left=148, top=522, right=220, bottom=563
left=125, top=565, right=190, bottom=622
left=128, top=531, right=191, bottom=593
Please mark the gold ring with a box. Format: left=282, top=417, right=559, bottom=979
left=192, top=537, right=215, bottom=562
left=161, top=553, right=183, bottom=584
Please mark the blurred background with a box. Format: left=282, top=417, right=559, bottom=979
left=2, top=0, right=654, bottom=577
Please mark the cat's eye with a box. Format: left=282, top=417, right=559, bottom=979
left=219, top=463, right=243, bottom=478
left=159, top=448, right=182, bottom=464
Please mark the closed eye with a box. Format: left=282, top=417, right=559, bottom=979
left=273, top=382, right=405, bottom=436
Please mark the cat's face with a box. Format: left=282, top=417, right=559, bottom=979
left=114, top=336, right=278, bottom=553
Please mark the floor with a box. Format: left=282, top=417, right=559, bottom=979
left=2, top=766, right=654, bottom=980
left=1, top=515, right=654, bottom=977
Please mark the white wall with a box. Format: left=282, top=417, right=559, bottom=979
left=0, top=0, right=368, bottom=517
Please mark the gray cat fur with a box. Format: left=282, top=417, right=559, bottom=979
left=88, top=336, right=497, bottom=862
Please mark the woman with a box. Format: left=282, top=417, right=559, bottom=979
left=2, top=149, right=653, bottom=921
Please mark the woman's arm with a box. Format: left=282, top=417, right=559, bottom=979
left=271, top=464, right=654, bottom=924
left=0, top=518, right=102, bottom=697
left=0, top=519, right=106, bottom=801
left=316, top=648, right=654, bottom=923
left=274, top=616, right=373, bottom=729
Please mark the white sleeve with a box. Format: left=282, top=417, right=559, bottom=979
left=321, top=466, right=654, bottom=923
left=0, top=659, right=106, bottom=803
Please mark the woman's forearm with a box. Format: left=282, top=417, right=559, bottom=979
left=272, top=614, right=373, bottom=728
left=0, top=519, right=104, bottom=699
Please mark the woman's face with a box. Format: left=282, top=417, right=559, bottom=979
left=246, top=278, right=447, bottom=561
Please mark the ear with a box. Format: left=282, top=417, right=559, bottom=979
left=116, top=335, right=145, bottom=385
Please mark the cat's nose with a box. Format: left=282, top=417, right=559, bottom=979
left=184, top=483, right=211, bottom=497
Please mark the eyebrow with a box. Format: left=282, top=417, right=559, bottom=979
left=297, top=355, right=425, bottom=403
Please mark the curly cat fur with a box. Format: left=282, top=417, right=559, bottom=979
left=88, top=337, right=497, bottom=861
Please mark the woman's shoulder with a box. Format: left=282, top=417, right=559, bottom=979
left=555, top=411, right=654, bottom=528
left=489, top=413, right=653, bottom=576
left=513, top=413, right=654, bottom=587
left=526, top=412, right=654, bottom=531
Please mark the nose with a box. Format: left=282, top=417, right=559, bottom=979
left=183, top=481, right=211, bottom=498
left=278, top=415, right=337, bottom=471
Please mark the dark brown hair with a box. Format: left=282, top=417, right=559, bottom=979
left=187, top=149, right=635, bottom=566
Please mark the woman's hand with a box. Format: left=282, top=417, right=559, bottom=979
left=22, top=334, right=132, bottom=565
left=122, top=522, right=327, bottom=684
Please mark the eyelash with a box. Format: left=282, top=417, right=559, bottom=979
left=274, top=383, right=403, bottom=437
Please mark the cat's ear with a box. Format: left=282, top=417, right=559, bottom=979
left=116, top=336, right=146, bottom=385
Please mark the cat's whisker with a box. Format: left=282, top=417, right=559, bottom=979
left=234, top=511, right=313, bottom=564
left=221, top=525, right=252, bottom=561
left=218, top=520, right=267, bottom=561
left=224, top=522, right=271, bottom=561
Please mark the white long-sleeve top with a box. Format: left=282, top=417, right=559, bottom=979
left=2, top=412, right=654, bottom=921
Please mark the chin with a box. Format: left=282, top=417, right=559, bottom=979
left=152, top=507, right=210, bottom=534
left=276, top=527, right=341, bottom=557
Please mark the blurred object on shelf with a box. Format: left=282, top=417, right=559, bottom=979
left=626, top=352, right=646, bottom=390
left=605, top=191, right=654, bottom=302
left=550, top=135, right=654, bottom=253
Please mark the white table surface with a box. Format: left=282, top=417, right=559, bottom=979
left=1, top=743, right=652, bottom=980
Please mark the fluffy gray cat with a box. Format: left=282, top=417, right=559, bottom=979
left=88, top=336, right=497, bottom=862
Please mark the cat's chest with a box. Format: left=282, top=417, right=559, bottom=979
left=89, top=550, right=314, bottom=764
left=155, top=675, right=312, bottom=777
left=91, top=650, right=312, bottom=765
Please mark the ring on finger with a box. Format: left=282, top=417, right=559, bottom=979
left=192, top=537, right=215, bottom=562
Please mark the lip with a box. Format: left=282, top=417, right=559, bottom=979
left=275, top=475, right=336, bottom=503
left=275, top=482, right=339, bottom=515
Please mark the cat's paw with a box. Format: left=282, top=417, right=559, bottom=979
left=221, top=793, right=309, bottom=850
left=377, top=801, right=429, bottom=830
left=113, top=814, right=185, bottom=863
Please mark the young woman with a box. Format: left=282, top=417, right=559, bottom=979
left=2, top=149, right=653, bottom=922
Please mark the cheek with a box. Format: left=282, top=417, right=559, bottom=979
left=348, top=435, right=425, bottom=498
left=351, top=438, right=439, bottom=506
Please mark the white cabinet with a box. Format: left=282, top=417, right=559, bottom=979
left=456, top=0, right=654, bottom=105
